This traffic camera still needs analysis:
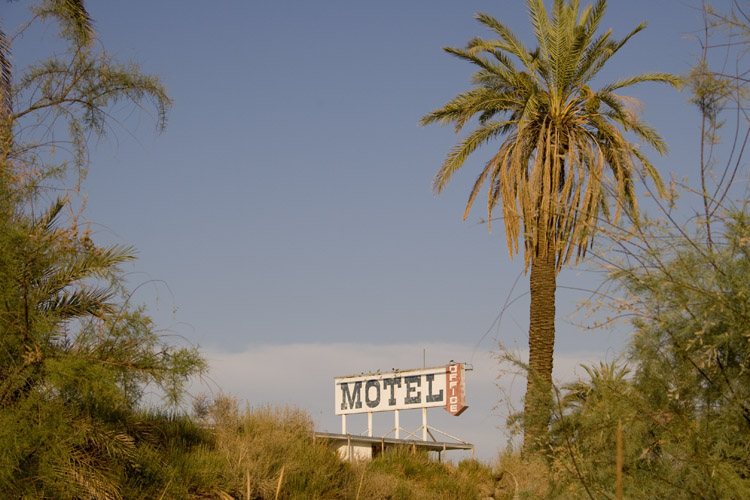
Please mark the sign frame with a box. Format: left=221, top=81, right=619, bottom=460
left=334, top=363, right=467, bottom=416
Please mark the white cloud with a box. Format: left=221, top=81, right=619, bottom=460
left=194, top=342, right=606, bottom=462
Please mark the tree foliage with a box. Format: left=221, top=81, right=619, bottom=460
left=2, top=0, right=170, bottom=203
left=537, top=2, right=750, bottom=498
left=0, top=2, right=204, bottom=498
left=545, top=208, right=750, bottom=499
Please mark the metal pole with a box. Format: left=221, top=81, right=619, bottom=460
left=395, top=409, right=400, bottom=439
left=367, top=412, right=373, bottom=437
left=342, top=414, right=347, bottom=434
left=422, top=407, right=427, bottom=441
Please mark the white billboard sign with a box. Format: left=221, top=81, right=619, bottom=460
left=334, top=363, right=467, bottom=416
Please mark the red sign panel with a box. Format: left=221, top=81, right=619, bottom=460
left=445, top=363, right=468, bottom=416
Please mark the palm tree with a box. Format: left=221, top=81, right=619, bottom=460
left=421, top=0, right=679, bottom=452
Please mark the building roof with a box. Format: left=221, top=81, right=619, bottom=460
left=313, top=432, right=474, bottom=453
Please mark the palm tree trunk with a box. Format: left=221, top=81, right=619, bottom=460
left=523, top=238, right=556, bottom=454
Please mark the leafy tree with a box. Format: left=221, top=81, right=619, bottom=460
left=420, top=0, right=678, bottom=452
left=1, top=0, right=170, bottom=203
left=541, top=4, right=750, bottom=498
left=0, top=2, right=205, bottom=497
left=545, top=208, right=750, bottom=500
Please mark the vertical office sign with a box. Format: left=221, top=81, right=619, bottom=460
left=445, top=362, right=467, bottom=416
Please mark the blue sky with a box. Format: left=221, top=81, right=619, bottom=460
left=7, top=0, right=711, bottom=460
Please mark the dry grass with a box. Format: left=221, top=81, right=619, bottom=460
left=191, top=395, right=500, bottom=499
left=204, top=396, right=352, bottom=499
left=492, top=452, right=552, bottom=500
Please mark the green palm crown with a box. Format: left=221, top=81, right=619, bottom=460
left=421, top=0, right=680, bottom=271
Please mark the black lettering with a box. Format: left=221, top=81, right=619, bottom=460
left=404, top=375, right=421, bottom=404
left=340, top=381, right=362, bottom=410
left=383, top=377, right=402, bottom=405
left=365, top=379, right=381, bottom=408
left=426, top=373, right=444, bottom=402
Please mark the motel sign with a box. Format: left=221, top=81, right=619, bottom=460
left=335, top=363, right=467, bottom=416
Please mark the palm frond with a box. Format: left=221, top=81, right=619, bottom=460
left=465, top=37, right=518, bottom=72
left=527, top=0, right=553, bottom=60
left=612, top=20, right=648, bottom=53
left=34, top=0, right=95, bottom=47
left=421, top=85, right=524, bottom=132
left=433, top=121, right=514, bottom=194
left=443, top=46, right=518, bottom=85
left=602, top=72, right=682, bottom=93
left=475, top=12, right=539, bottom=78
left=41, top=288, right=116, bottom=319
left=0, top=26, right=11, bottom=118
left=36, top=197, right=67, bottom=232
left=632, top=148, right=666, bottom=197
